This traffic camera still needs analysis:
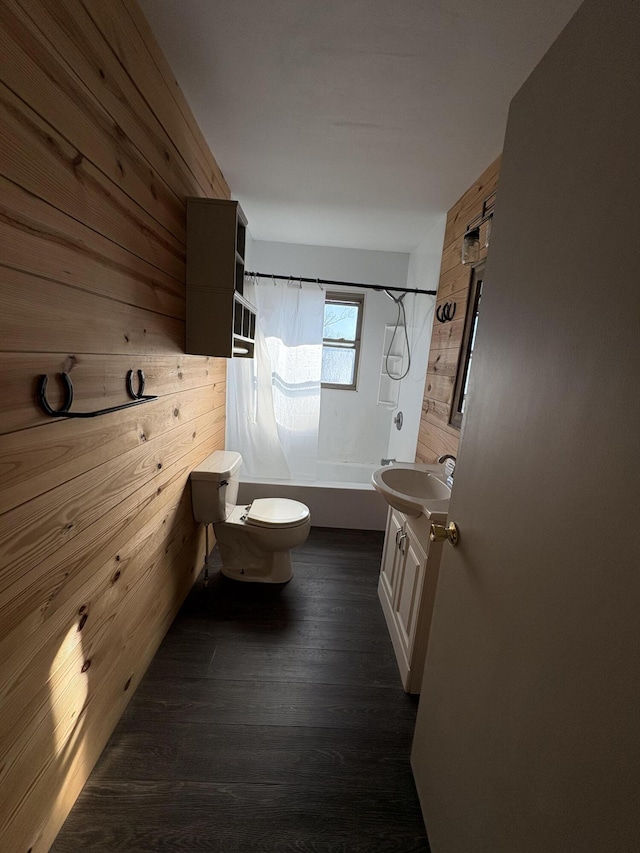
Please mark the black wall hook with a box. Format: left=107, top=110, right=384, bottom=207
left=126, top=368, right=151, bottom=400
left=37, top=369, right=157, bottom=418
left=436, top=302, right=457, bottom=323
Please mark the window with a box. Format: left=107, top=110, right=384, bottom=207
left=321, top=292, right=364, bottom=389
left=450, top=262, right=484, bottom=429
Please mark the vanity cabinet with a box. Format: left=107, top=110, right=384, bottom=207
left=378, top=507, right=444, bottom=694
left=186, top=197, right=256, bottom=358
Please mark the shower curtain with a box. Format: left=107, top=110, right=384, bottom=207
left=227, top=280, right=325, bottom=480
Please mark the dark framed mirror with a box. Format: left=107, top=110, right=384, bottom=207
left=449, top=261, right=485, bottom=429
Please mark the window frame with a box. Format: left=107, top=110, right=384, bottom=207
left=321, top=291, right=364, bottom=390
left=449, top=261, right=484, bottom=429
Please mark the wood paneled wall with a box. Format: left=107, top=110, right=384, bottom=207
left=0, top=2, right=228, bottom=850
left=416, top=157, right=501, bottom=463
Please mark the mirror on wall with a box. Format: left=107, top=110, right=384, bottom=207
left=449, top=261, right=485, bottom=430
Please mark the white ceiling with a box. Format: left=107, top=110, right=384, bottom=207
left=139, top=0, right=583, bottom=253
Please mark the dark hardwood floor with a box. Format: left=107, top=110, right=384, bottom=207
left=51, top=527, right=430, bottom=852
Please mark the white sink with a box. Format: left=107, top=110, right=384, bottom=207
left=372, top=463, right=451, bottom=518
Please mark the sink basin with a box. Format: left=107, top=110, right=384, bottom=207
left=372, top=463, right=451, bottom=518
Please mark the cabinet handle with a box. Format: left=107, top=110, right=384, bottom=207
left=395, top=526, right=403, bottom=546
left=398, top=532, right=407, bottom=554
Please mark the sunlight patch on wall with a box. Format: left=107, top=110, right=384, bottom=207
left=48, top=623, right=90, bottom=769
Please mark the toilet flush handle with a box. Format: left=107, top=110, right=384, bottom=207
left=217, top=479, right=228, bottom=488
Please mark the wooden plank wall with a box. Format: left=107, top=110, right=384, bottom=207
left=0, top=1, right=229, bottom=850
left=415, top=156, right=501, bottom=463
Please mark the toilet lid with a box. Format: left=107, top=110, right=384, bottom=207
left=245, top=498, right=309, bottom=527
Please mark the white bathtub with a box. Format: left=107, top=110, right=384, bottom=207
left=237, top=461, right=388, bottom=530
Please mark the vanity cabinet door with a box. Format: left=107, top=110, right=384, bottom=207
left=379, top=507, right=406, bottom=606
left=393, top=528, right=428, bottom=664
left=378, top=511, right=443, bottom=694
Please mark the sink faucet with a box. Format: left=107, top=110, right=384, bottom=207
left=380, top=458, right=396, bottom=466
left=437, top=454, right=456, bottom=486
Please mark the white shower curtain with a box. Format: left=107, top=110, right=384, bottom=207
left=227, top=280, right=325, bottom=480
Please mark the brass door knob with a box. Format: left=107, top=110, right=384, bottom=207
left=429, top=521, right=460, bottom=547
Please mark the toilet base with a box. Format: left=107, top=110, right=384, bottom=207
left=220, top=551, right=293, bottom=584
left=214, top=525, right=300, bottom=583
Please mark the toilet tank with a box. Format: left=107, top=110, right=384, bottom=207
left=190, top=450, right=242, bottom=524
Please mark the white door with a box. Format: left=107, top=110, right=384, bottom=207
left=411, top=3, right=640, bottom=851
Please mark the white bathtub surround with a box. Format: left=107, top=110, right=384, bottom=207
left=238, top=461, right=388, bottom=531
left=386, top=219, right=445, bottom=462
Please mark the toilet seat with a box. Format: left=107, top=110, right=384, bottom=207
left=244, top=497, right=310, bottom=528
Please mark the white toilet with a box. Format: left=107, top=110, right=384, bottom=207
left=190, top=450, right=311, bottom=583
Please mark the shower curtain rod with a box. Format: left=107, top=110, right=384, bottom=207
left=245, top=271, right=436, bottom=296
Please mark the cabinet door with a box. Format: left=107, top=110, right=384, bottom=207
left=185, top=197, right=255, bottom=357
left=377, top=510, right=437, bottom=693
left=393, top=528, right=428, bottom=660
left=379, top=507, right=405, bottom=606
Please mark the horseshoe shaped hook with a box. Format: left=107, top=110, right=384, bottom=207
left=436, top=301, right=457, bottom=323
left=126, top=368, right=148, bottom=399
left=37, top=369, right=157, bottom=418
left=37, top=372, right=74, bottom=416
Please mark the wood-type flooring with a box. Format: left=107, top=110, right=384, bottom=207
left=51, top=527, right=430, bottom=852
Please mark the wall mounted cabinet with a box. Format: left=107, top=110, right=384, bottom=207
left=378, top=507, right=444, bottom=693
left=186, top=198, right=256, bottom=358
